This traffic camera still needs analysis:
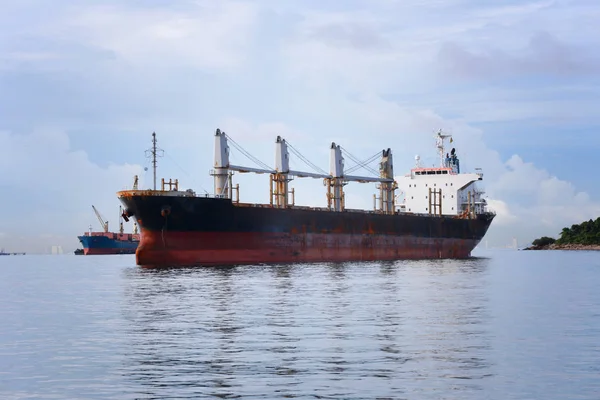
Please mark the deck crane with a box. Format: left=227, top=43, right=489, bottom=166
left=92, top=205, right=109, bottom=233
left=212, top=129, right=396, bottom=213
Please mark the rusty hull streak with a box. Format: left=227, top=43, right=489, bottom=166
left=134, top=229, right=479, bottom=268
left=117, top=190, right=156, bottom=198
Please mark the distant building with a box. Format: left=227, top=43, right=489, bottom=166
left=51, top=245, right=64, bottom=255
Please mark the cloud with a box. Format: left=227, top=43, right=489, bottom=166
left=340, top=95, right=506, bottom=178
left=438, top=31, right=600, bottom=80
left=306, top=20, right=391, bottom=51
left=0, top=129, right=143, bottom=254
left=0, top=0, right=259, bottom=72
left=280, top=1, right=600, bottom=94
left=1, top=0, right=599, bottom=252
left=219, top=118, right=307, bottom=143
left=486, top=155, right=600, bottom=240
left=486, top=199, right=519, bottom=227
left=493, top=155, right=594, bottom=210
left=70, top=2, right=258, bottom=70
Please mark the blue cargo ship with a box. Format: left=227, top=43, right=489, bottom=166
left=77, top=205, right=139, bottom=255
left=77, top=232, right=139, bottom=255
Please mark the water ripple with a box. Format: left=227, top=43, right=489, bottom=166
left=1, top=251, right=599, bottom=399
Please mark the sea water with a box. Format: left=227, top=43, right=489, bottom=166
left=1, top=249, right=599, bottom=399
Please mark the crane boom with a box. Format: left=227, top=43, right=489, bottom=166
left=92, top=205, right=109, bottom=233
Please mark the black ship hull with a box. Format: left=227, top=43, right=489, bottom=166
left=118, top=192, right=495, bottom=267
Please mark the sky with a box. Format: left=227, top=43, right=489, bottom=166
left=1, top=0, right=599, bottom=253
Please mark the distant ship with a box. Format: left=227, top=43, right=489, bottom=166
left=118, top=130, right=494, bottom=268
left=0, top=248, right=26, bottom=256
left=77, top=202, right=140, bottom=255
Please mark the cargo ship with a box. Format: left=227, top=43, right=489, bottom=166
left=77, top=203, right=140, bottom=255
left=118, top=130, right=495, bottom=268
left=0, top=249, right=26, bottom=256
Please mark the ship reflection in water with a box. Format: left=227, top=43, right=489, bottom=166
left=119, top=258, right=494, bottom=398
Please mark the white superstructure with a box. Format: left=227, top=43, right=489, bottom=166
left=395, top=131, right=488, bottom=217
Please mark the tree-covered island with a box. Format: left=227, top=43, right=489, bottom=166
left=525, top=217, right=600, bottom=250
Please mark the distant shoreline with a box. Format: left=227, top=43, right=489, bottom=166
left=523, top=243, right=600, bottom=251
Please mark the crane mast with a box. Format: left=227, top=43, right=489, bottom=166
left=91, top=205, right=108, bottom=233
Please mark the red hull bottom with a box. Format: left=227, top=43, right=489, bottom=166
left=135, top=230, right=480, bottom=268
left=83, top=248, right=136, bottom=255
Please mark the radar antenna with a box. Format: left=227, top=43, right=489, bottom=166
left=435, top=129, right=453, bottom=167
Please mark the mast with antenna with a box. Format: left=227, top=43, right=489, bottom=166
left=435, top=129, right=453, bottom=168
left=144, top=132, right=164, bottom=190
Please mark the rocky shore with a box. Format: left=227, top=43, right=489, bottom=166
left=523, top=243, right=600, bottom=251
